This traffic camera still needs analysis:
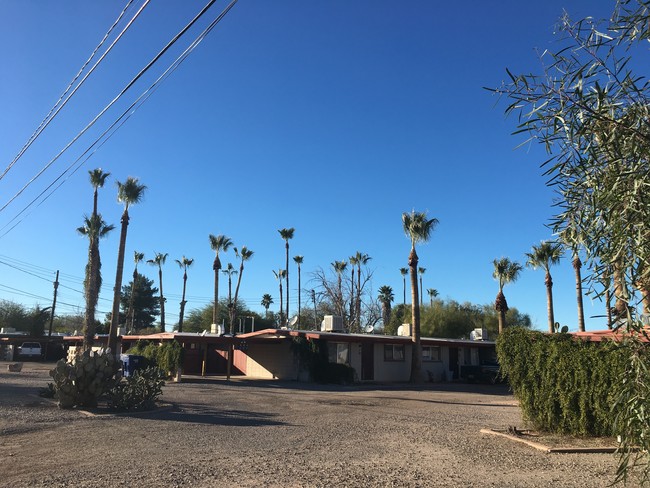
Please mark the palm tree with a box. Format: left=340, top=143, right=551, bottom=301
left=127, top=251, right=145, bottom=331
left=378, top=285, right=394, bottom=330
left=229, top=246, right=254, bottom=332
left=78, top=214, right=114, bottom=350
left=351, top=252, right=371, bottom=332
left=427, top=288, right=438, bottom=307
left=492, top=257, right=523, bottom=335
left=418, top=267, right=426, bottom=307
left=273, top=269, right=286, bottom=326
left=526, top=241, right=563, bottom=333
left=278, top=228, right=295, bottom=325
left=81, top=168, right=112, bottom=352
left=400, top=267, right=408, bottom=306
left=209, top=234, right=233, bottom=327
left=222, top=263, right=238, bottom=331
left=108, top=177, right=146, bottom=353
left=148, top=252, right=168, bottom=333
left=402, top=210, right=438, bottom=383
left=293, top=255, right=303, bottom=327
left=332, top=260, right=348, bottom=322
left=175, top=256, right=194, bottom=333
left=261, top=293, right=274, bottom=318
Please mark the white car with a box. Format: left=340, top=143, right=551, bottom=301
left=18, top=342, right=42, bottom=360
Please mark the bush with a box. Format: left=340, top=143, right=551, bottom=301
left=496, top=327, right=632, bottom=436
left=108, top=366, right=165, bottom=411
left=291, top=337, right=356, bottom=384
left=125, top=340, right=182, bottom=376
left=49, top=350, right=120, bottom=409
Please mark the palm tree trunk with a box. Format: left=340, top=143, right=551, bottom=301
left=495, top=291, right=508, bottom=334
left=179, top=271, right=187, bottom=332
left=158, top=267, right=165, bottom=333
left=285, top=242, right=289, bottom=325
left=83, top=238, right=99, bottom=351
left=349, top=268, right=355, bottom=331
left=108, top=210, right=129, bottom=353
left=279, top=282, right=284, bottom=326
left=356, top=267, right=362, bottom=331
left=573, top=256, right=585, bottom=332
left=408, top=248, right=422, bottom=383
left=606, top=288, right=613, bottom=330
left=545, top=272, right=555, bottom=333
left=212, top=255, right=221, bottom=326
left=297, top=266, right=301, bottom=328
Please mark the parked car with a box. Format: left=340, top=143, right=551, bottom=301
left=17, top=342, right=42, bottom=360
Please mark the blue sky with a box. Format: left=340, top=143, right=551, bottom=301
left=0, top=0, right=617, bottom=332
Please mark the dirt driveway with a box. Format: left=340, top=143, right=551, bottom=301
left=0, top=361, right=620, bottom=487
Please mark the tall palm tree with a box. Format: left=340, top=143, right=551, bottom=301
left=560, top=222, right=586, bottom=332
left=108, top=177, right=146, bottom=353
left=278, top=228, right=295, bottom=325
left=427, top=288, right=438, bottom=307
left=402, top=210, right=438, bottom=383
left=148, top=252, right=168, bottom=333
left=492, top=257, right=523, bottom=335
left=230, top=246, right=254, bottom=332
left=418, top=267, right=426, bottom=307
left=222, top=263, right=238, bottom=332
left=332, top=260, right=348, bottom=322
left=352, top=252, right=371, bottom=332
left=293, top=255, right=303, bottom=327
left=399, top=267, right=408, bottom=306
left=209, top=234, right=233, bottom=327
left=127, top=251, right=145, bottom=331
left=378, top=285, right=394, bottom=331
left=78, top=214, right=114, bottom=350
left=81, top=168, right=112, bottom=352
left=175, top=256, right=194, bottom=333
left=526, top=241, right=563, bottom=333
left=261, top=293, right=274, bottom=318
left=272, top=269, right=286, bottom=326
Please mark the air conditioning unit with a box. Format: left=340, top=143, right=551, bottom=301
left=211, top=323, right=224, bottom=335
left=397, top=324, right=411, bottom=337
left=321, top=315, right=344, bottom=332
left=470, top=328, right=488, bottom=341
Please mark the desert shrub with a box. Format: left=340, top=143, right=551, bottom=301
left=108, top=366, right=165, bottom=411
left=497, top=327, right=632, bottom=436
left=49, top=350, right=120, bottom=409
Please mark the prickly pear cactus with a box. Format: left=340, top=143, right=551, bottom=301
left=49, top=350, right=120, bottom=409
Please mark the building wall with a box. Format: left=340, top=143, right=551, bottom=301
left=373, top=342, right=411, bottom=382
left=245, top=341, right=296, bottom=379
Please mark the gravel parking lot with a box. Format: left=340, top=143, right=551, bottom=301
left=0, top=361, right=624, bottom=487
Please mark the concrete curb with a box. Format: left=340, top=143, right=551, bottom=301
left=480, top=428, right=621, bottom=454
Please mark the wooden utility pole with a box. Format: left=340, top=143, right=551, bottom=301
left=48, top=270, right=59, bottom=337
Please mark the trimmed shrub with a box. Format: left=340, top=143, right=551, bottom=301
left=496, top=327, right=633, bottom=436
left=291, top=337, right=356, bottom=384
left=125, top=340, right=182, bottom=376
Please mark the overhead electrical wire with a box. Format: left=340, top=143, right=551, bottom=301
left=0, top=0, right=239, bottom=238
left=0, top=0, right=232, bottom=216
left=0, top=0, right=143, bottom=183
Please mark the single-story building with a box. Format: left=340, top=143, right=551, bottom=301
left=65, top=328, right=498, bottom=383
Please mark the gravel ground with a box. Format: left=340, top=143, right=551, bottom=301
left=0, top=361, right=629, bottom=487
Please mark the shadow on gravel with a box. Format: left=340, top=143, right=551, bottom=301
left=128, top=403, right=287, bottom=427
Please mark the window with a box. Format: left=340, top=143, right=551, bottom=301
left=384, top=344, right=405, bottom=362
left=328, top=343, right=349, bottom=365
left=422, top=346, right=441, bottom=362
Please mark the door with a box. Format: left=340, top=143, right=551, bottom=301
left=361, top=342, right=374, bottom=381
left=448, top=347, right=459, bottom=380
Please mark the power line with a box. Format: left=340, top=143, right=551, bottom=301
left=0, top=0, right=239, bottom=238
left=0, top=0, right=143, bottom=182
left=0, top=0, right=227, bottom=216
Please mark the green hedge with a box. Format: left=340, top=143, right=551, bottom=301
left=125, top=340, right=183, bottom=376
left=496, top=327, right=633, bottom=436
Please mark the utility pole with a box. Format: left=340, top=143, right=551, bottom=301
left=48, top=270, right=59, bottom=338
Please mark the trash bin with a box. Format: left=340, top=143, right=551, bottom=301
left=120, top=354, right=147, bottom=377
